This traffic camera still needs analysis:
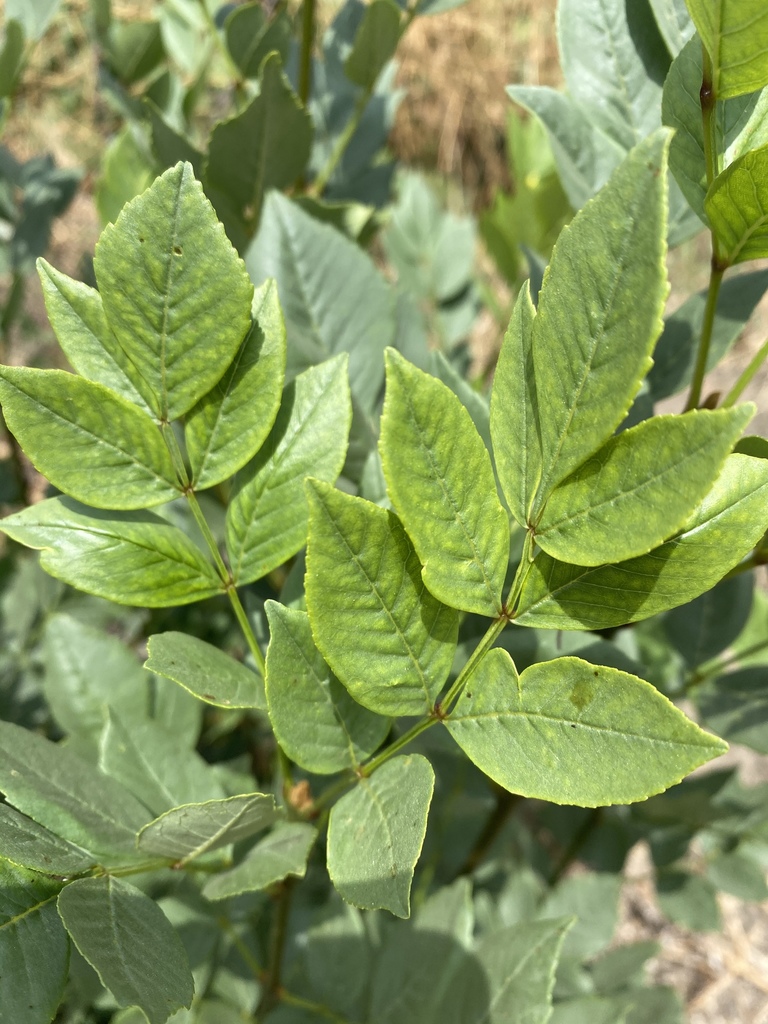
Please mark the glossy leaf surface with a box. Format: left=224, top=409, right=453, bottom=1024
left=265, top=602, right=389, bottom=773
left=202, top=822, right=317, bottom=900
left=226, top=354, right=351, bottom=585
left=446, top=651, right=727, bottom=806
left=146, top=631, right=265, bottom=710
left=57, top=876, right=193, bottom=1024
left=380, top=349, right=509, bottom=616
left=305, top=480, right=458, bottom=716
left=93, top=162, right=253, bottom=420
left=327, top=755, right=434, bottom=918
left=0, top=497, right=223, bottom=607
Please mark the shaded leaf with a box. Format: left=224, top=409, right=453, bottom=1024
left=0, top=804, right=94, bottom=876
left=656, top=869, right=720, bottom=930
left=345, top=0, right=401, bottom=89
left=695, top=667, right=768, bottom=754
left=225, top=4, right=292, bottom=78
left=664, top=573, right=753, bottom=668
left=202, top=822, right=317, bottom=900
left=146, top=631, right=265, bottom=710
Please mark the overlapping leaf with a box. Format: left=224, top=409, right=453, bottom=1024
left=0, top=804, right=94, bottom=876
left=146, top=631, right=265, bottom=710
left=706, top=144, right=768, bottom=264
left=202, top=822, right=317, bottom=900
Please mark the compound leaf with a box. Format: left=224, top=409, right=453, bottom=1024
left=265, top=602, right=390, bottom=774
left=202, top=822, right=317, bottom=900
left=305, top=480, right=458, bottom=716
left=185, top=279, right=286, bottom=490
left=93, top=162, right=253, bottom=420
left=0, top=497, right=223, bottom=607
left=146, top=632, right=265, bottom=710
left=445, top=651, right=727, bottom=806
left=57, top=876, right=193, bottom=1024
left=327, top=754, right=434, bottom=918
left=226, top=354, right=351, bottom=585
left=380, top=349, right=509, bottom=617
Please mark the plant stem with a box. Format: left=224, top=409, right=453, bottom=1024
left=442, top=616, right=508, bottom=713
left=359, top=715, right=436, bottom=777
left=507, top=530, right=535, bottom=614
left=721, top=334, right=768, bottom=407
left=280, top=990, right=356, bottom=1024
left=257, top=878, right=295, bottom=1016
left=298, top=0, right=315, bottom=108
left=686, top=635, right=768, bottom=689
left=685, top=261, right=724, bottom=411
left=226, top=583, right=268, bottom=677
left=0, top=271, right=25, bottom=353
left=700, top=44, right=719, bottom=191
left=218, top=915, right=264, bottom=980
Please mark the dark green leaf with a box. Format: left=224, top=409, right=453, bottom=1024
left=664, top=573, right=753, bottom=668
left=146, top=101, right=204, bottom=179
left=0, top=861, right=69, bottom=1024
left=446, top=651, right=727, bottom=806
left=380, top=349, right=509, bottom=616
left=516, top=453, right=768, bottom=629
left=202, top=822, right=317, bottom=900
left=137, top=793, right=277, bottom=864
left=345, top=0, right=401, bottom=89
left=327, top=754, right=434, bottom=918
left=305, top=480, right=458, bottom=716
left=58, top=876, right=194, bottom=1024
left=105, top=18, right=164, bottom=85
left=656, top=869, right=720, bottom=930
left=146, top=631, right=265, bottom=710
left=94, top=162, right=253, bottom=420
left=0, top=804, right=94, bottom=876
left=695, top=667, right=768, bottom=754
left=0, top=20, right=25, bottom=98
left=0, top=497, right=223, bottom=607
left=0, top=366, right=180, bottom=509
left=226, top=354, right=351, bottom=585
left=225, top=4, right=292, bottom=77
left=265, top=602, right=389, bottom=773
left=185, top=279, right=286, bottom=490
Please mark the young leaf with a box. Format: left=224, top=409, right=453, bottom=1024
left=529, top=130, right=670, bottom=517
left=0, top=720, right=150, bottom=862
left=445, top=651, right=727, bottom=806
left=706, top=144, right=768, bottom=264
left=0, top=497, right=223, bottom=607
left=686, top=0, right=768, bottom=98
left=0, top=862, right=69, bottom=1024
left=305, top=480, right=458, bottom=716
left=0, top=804, right=94, bottom=876
left=202, top=822, right=317, bottom=901
left=226, top=355, right=351, bottom=585
left=344, top=0, right=401, bottom=89
left=245, top=191, right=396, bottom=413
left=535, top=406, right=753, bottom=566
left=0, top=367, right=180, bottom=509
left=265, top=602, right=390, bottom=773
left=146, top=632, right=265, bottom=710
left=37, top=258, right=152, bottom=412
left=57, top=876, right=194, bottom=1024
left=136, top=793, right=277, bottom=864
left=490, top=282, right=541, bottom=527
left=380, top=349, right=510, bottom=617
left=185, top=280, right=286, bottom=490
left=516, top=454, right=768, bottom=629
left=93, top=162, right=253, bottom=420
left=205, top=53, right=313, bottom=245
left=327, top=755, right=434, bottom=918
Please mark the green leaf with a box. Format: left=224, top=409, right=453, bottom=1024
left=707, top=849, right=768, bottom=900
left=43, top=612, right=152, bottom=754
left=202, top=822, right=317, bottom=900
left=590, top=940, right=659, bottom=993
left=558, top=0, right=668, bottom=150
left=245, top=191, right=396, bottom=413
left=664, top=573, right=753, bottom=668
left=265, top=602, right=389, bottom=773
left=649, top=267, right=768, bottom=401
left=0, top=804, right=94, bottom=876
left=535, top=406, right=753, bottom=566
left=37, top=258, right=152, bottom=412
left=146, top=631, right=265, bottom=710
left=0, top=862, right=69, bottom=1024
left=136, top=793, right=277, bottom=865
left=515, top=453, right=768, bottom=629
left=105, top=18, right=164, bottom=85
left=147, top=101, right=205, bottom=180
left=656, top=869, right=720, bottom=930
left=695, top=667, right=768, bottom=753
left=305, top=480, right=458, bottom=716
left=225, top=355, right=351, bottom=585
left=344, top=0, right=401, bottom=89
left=327, top=754, right=434, bottom=918
left=0, top=497, right=223, bottom=607
left=490, top=282, right=540, bottom=527
left=57, top=876, right=194, bottom=1024
left=687, top=0, right=768, bottom=98
left=99, top=711, right=224, bottom=816
left=0, top=719, right=149, bottom=862
left=225, top=4, right=292, bottom=78
left=445, top=651, right=727, bottom=806
left=96, top=127, right=156, bottom=228
left=539, top=874, right=620, bottom=959
left=205, top=53, right=313, bottom=243
left=93, top=162, right=253, bottom=420
left=706, top=143, right=768, bottom=264
left=0, top=366, right=180, bottom=509
left=185, top=280, right=286, bottom=490
left=649, top=0, right=694, bottom=54
left=0, top=20, right=25, bottom=99
left=529, top=131, right=670, bottom=517
left=380, top=349, right=509, bottom=617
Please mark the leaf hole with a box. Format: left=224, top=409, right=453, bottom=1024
left=173, top=245, right=183, bottom=256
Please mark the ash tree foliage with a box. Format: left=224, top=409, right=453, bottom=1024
left=3, top=1, right=768, bottom=1023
